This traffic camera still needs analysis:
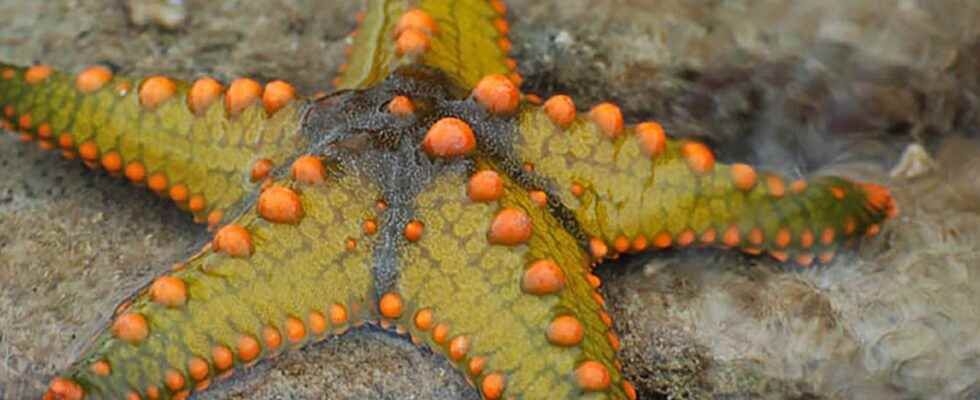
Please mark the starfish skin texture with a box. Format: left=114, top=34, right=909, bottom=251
left=0, top=1, right=899, bottom=399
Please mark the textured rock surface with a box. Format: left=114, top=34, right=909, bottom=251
left=2, top=1, right=979, bottom=399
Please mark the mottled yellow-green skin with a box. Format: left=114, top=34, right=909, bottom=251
left=338, top=0, right=512, bottom=91
left=70, top=173, right=380, bottom=399
left=400, top=166, right=623, bottom=398
left=0, top=64, right=306, bottom=223
left=0, top=1, right=897, bottom=399
left=517, top=105, right=888, bottom=260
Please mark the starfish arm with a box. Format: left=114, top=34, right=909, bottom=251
left=336, top=0, right=514, bottom=93
left=44, top=169, right=381, bottom=400
left=392, top=166, right=633, bottom=399
left=0, top=63, right=307, bottom=226
left=509, top=101, right=898, bottom=265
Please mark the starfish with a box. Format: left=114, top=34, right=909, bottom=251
left=0, top=1, right=899, bottom=399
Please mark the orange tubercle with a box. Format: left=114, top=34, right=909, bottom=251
left=124, top=162, right=146, bottom=183
left=262, top=80, right=296, bottom=115
left=100, top=152, right=122, bottom=173
left=790, top=179, right=808, bottom=193
left=473, top=74, right=520, bottom=114
left=169, top=184, right=189, bottom=203
left=624, top=381, right=638, bottom=400
left=225, top=78, right=263, bottom=116
left=285, top=317, right=306, bottom=343
left=396, top=9, right=438, bottom=35
left=543, top=95, right=576, bottom=128
left=529, top=190, right=548, bottom=207
left=91, top=360, right=111, bottom=376
left=188, top=77, right=224, bottom=116
left=251, top=158, right=274, bottom=182
left=547, top=315, right=584, bottom=346
left=767, top=175, right=786, bottom=198
left=468, top=356, right=486, bottom=376
left=860, top=182, right=899, bottom=219
left=212, top=346, right=234, bottom=371
left=422, top=117, right=476, bottom=157
left=164, top=369, right=185, bottom=391
left=414, top=308, right=434, bottom=330
left=112, top=312, right=149, bottom=343
left=448, top=335, right=470, bottom=361
left=636, top=121, right=667, bottom=157
left=379, top=292, right=404, bottom=319
left=237, top=334, right=261, bottom=362
left=404, top=220, right=424, bottom=242
left=522, top=259, right=566, bottom=295
left=187, top=357, right=210, bottom=381
left=147, top=172, right=168, bottom=193
left=76, top=65, right=113, bottom=93
left=213, top=224, right=254, bottom=257
left=575, top=361, right=611, bottom=391
left=46, top=377, right=84, bottom=400
left=396, top=28, right=431, bottom=56
left=481, top=373, right=506, bottom=400
left=589, top=237, right=608, bottom=259
left=291, top=155, right=327, bottom=184
left=329, top=304, right=349, bottom=325
left=468, top=170, right=504, bottom=202
left=149, top=276, right=188, bottom=308
left=681, top=141, right=715, bottom=175
left=25, top=65, right=53, bottom=85
left=139, top=76, right=177, bottom=110
left=363, top=219, right=379, bottom=235
left=263, top=326, right=282, bottom=349
left=309, top=311, right=328, bottom=335
left=589, top=102, right=624, bottom=139
left=488, top=208, right=532, bottom=246
left=653, top=231, right=672, bottom=249
left=723, top=225, right=741, bottom=247
left=730, top=163, right=757, bottom=191
left=257, top=186, right=305, bottom=224
left=388, top=95, right=415, bottom=116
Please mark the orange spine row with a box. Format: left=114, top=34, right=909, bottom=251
left=0, top=63, right=303, bottom=229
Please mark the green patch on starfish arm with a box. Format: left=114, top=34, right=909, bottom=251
left=513, top=104, right=897, bottom=264
left=396, top=166, right=630, bottom=399
left=337, top=0, right=513, bottom=93
left=54, top=172, right=379, bottom=399
left=0, top=63, right=307, bottom=224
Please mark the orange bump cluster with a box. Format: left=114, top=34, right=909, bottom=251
left=395, top=9, right=438, bottom=56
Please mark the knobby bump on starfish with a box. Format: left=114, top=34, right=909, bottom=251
left=0, top=1, right=897, bottom=399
